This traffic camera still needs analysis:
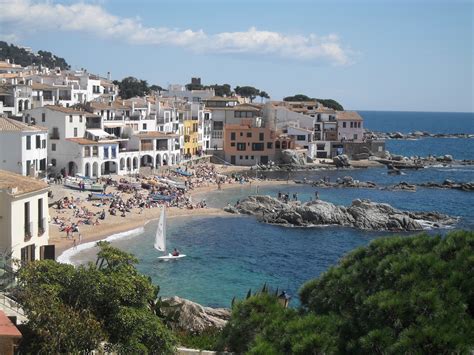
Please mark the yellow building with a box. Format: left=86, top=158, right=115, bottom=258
left=183, top=119, right=199, bottom=158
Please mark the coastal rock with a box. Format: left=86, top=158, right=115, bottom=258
left=161, top=296, right=230, bottom=334
left=390, top=132, right=405, bottom=139
left=387, top=182, right=417, bottom=191
left=231, top=196, right=455, bottom=231
left=333, top=154, right=351, bottom=168
left=280, top=149, right=306, bottom=165
left=419, top=181, right=473, bottom=191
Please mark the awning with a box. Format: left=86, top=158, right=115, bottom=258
left=86, top=128, right=112, bottom=138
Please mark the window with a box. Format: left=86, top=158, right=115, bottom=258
left=41, top=139, right=46, bottom=148
left=24, top=201, right=30, bottom=236
left=230, top=142, right=235, bottom=147
left=36, top=135, right=41, bottom=148
left=245, top=156, right=249, bottom=159
left=259, top=133, right=264, bottom=141
left=246, top=132, right=252, bottom=138
left=51, top=158, right=56, bottom=166
left=296, top=135, right=306, bottom=141
left=358, top=122, right=361, bottom=128
left=251, top=156, right=254, bottom=159
left=353, top=134, right=358, bottom=140
left=104, top=147, right=109, bottom=158
left=230, top=132, right=236, bottom=140
left=38, top=198, right=44, bottom=233
left=74, top=128, right=78, bottom=137
left=240, top=132, right=243, bottom=137
left=350, top=122, right=354, bottom=128
left=143, top=123, right=147, bottom=130
left=237, top=143, right=246, bottom=151
left=213, top=121, right=223, bottom=130
left=69, top=115, right=73, bottom=123
left=93, top=146, right=98, bottom=157
left=317, top=144, right=325, bottom=150
left=52, top=143, right=56, bottom=151
left=84, top=146, right=90, bottom=157
left=276, top=141, right=281, bottom=149
left=342, top=122, right=346, bottom=128
left=80, top=115, right=83, bottom=123
left=252, top=143, right=264, bottom=151
left=111, top=147, right=116, bottom=158
left=26, top=136, right=31, bottom=150
left=240, top=156, right=243, bottom=160
left=267, top=142, right=273, bottom=149
left=41, top=113, right=45, bottom=122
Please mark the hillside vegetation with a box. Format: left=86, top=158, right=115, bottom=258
left=0, top=41, right=70, bottom=69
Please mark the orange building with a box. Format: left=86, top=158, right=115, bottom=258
left=0, top=311, right=21, bottom=355
left=224, top=119, right=276, bottom=165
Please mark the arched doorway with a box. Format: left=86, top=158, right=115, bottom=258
left=120, top=158, right=125, bottom=170
left=175, top=153, right=180, bottom=164
left=18, top=100, right=23, bottom=112
left=141, top=154, right=153, bottom=167
left=162, top=153, right=169, bottom=166
left=171, top=154, right=175, bottom=165
left=126, top=157, right=131, bottom=170
left=132, top=157, right=138, bottom=170
left=67, top=161, right=77, bottom=176
left=84, top=162, right=90, bottom=177
left=101, top=161, right=117, bottom=175
left=92, top=162, right=99, bottom=177
left=24, top=100, right=29, bottom=110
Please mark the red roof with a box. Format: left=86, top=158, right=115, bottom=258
left=0, top=311, right=22, bottom=338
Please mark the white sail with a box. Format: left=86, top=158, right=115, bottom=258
left=154, top=207, right=166, bottom=252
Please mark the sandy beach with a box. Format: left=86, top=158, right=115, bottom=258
left=51, top=169, right=293, bottom=257
left=51, top=159, right=379, bottom=258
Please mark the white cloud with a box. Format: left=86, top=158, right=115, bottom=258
left=0, top=0, right=353, bottom=65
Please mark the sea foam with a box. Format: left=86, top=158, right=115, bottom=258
left=56, top=226, right=145, bottom=265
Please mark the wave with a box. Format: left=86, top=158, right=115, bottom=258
left=56, top=226, right=145, bottom=265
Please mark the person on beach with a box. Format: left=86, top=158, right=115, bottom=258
left=73, top=238, right=77, bottom=249
left=315, top=191, right=320, bottom=199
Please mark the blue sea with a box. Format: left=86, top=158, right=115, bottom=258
left=69, top=111, right=474, bottom=308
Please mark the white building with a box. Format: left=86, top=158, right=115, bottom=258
left=0, top=116, right=48, bottom=177
left=285, top=126, right=317, bottom=159
left=0, top=170, right=54, bottom=265
left=336, top=111, right=364, bottom=142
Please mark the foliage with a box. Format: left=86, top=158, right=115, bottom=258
left=283, top=94, right=344, bottom=110
left=234, top=85, right=262, bottom=102
left=316, top=98, right=344, bottom=111
left=176, top=329, right=221, bottom=351
left=0, top=41, right=70, bottom=69
left=283, top=94, right=313, bottom=102
left=16, top=242, right=176, bottom=354
left=218, top=293, right=292, bottom=353
left=219, top=231, right=474, bottom=354
left=299, top=230, right=474, bottom=353
left=117, top=76, right=151, bottom=99
left=150, top=84, right=166, bottom=93
left=185, top=82, right=233, bottom=97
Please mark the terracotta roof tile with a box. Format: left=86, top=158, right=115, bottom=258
left=0, top=170, right=48, bottom=196
left=0, top=117, right=47, bottom=132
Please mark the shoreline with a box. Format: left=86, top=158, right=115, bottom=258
left=54, top=179, right=293, bottom=259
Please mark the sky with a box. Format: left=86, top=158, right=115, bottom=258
left=0, top=0, right=472, bottom=112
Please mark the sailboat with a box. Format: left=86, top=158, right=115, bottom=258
left=155, top=207, right=186, bottom=260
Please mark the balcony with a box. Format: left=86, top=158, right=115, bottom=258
left=49, top=133, right=60, bottom=140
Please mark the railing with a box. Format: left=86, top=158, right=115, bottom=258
left=0, top=293, right=26, bottom=322
left=49, top=134, right=60, bottom=140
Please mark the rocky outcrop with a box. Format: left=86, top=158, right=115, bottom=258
left=296, top=176, right=377, bottom=189
left=419, top=180, right=474, bottom=191
left=161, top=296, right=230, bottom=334
left=229, top=196, right=456, bottom=231
left=333, top=154, right=351, bottom=168
left=280, top=149, right=307, bottom=165
left=367, top=131, right=474, bottom=140
left=386, top=182, right=417, bottom=191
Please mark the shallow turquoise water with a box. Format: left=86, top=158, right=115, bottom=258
left=70, top=112, right=474, bottom=307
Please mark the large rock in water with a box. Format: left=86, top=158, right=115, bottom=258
left=161, top=296, right=230, bottom=334
left=333, top=154, right=351, bottom=168
left=280, top=149, right=306, bottom=165
left=231, top=196, right=456, bottom=231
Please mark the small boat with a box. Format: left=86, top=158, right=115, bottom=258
left=155, top=207, right=186, bottom=260
left=174, top=168, right=193, bottom=177
left=156, top=177, right=186, bottom=190
left=88, top=192, right=114, bottom=200
left=64, top=177, right=104, bottom=192
left=150, top=193, right=175, bottom=202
